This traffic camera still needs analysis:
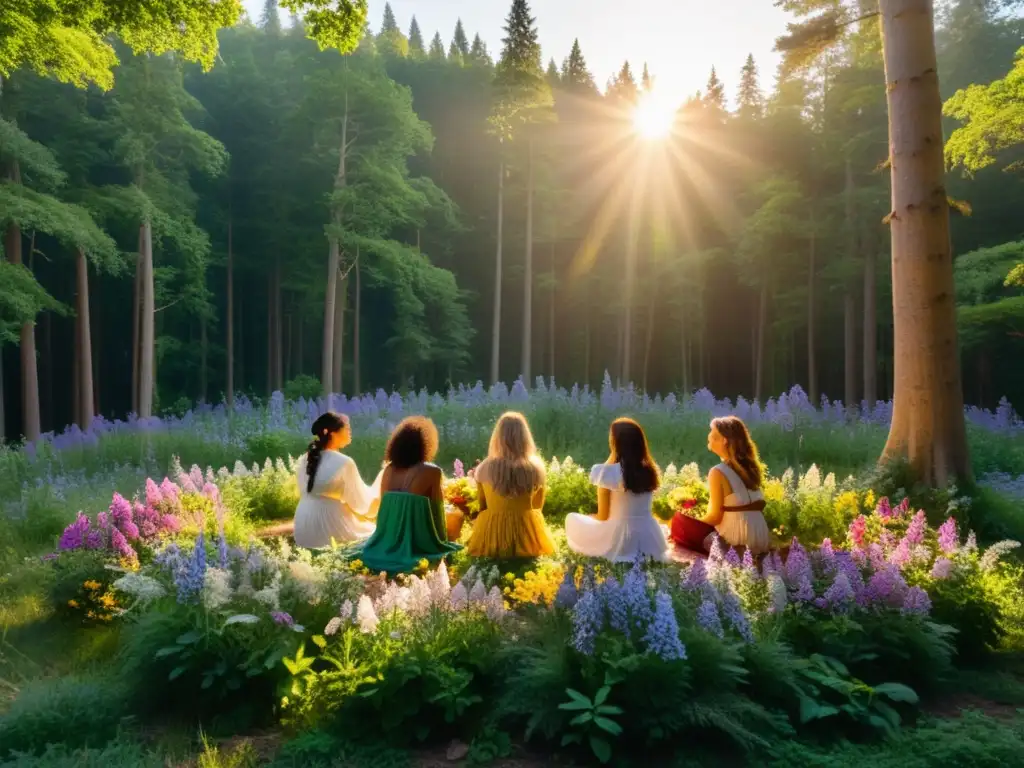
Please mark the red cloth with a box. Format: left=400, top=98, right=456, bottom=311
left=670, top=513, right=716, bottom=554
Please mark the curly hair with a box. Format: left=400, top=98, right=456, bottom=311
left=384, top=416, right=439, bottom=469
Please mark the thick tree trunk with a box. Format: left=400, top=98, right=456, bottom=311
left=332, top=274, right=348, bottom=393
left=807, top=210, right=818, bottom=403
left=226, top=216, right=234, bottom=409
left=42, top=306, right=52, bottom=432
left=354, top=251, right=361, bottom=396
left=138, top=220, right=155, bottom=419
left=490, top=161, right=504, bottom=385
left=521, top=139, right=534, bottom=382
left=5, top=232, right=40, bottom=441
left=755, top=282, right=768, bottom=403
left=880, top=0, right=970, bottom=485
left=862, top=241, right=878, bottom=404
left=322, top=90, right=349, bottom=399
left=75, top=248, right=94, bottom=430
left=844, top=293, right=857, bottom=410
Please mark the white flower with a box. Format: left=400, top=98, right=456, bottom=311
left=798, top=465, right=821, bottom=493
left=450, top=582, right=468, bottom=610
left=389, top=631, right=402, bottom=640
left=324, top=617, right=343, bottom=636
left=430, top=561, right=451, bottom=604
left=767, top=574, right=787, bottom=614
left=485, top=586, right=505, bottom=621
left=486, top=566, right=500, bottom=586
left=356, top=595, right=379, bottom=633
left=202, top=567, right=233, bottom=611
left=980, top=540, right=1021, bottom=572
left=407, top=576, right=432, bottom=616
left=224, top=613, right=260, bottom=626
left=112, top=572, right=166, bottom=603
left=288, top=559, right=323, bottom=602
left=254, top=573, right=282, bottom=610
left=339, top=599, right=354, bottom=621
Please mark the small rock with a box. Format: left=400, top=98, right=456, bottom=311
left=446, top=739, right=470, bottom=761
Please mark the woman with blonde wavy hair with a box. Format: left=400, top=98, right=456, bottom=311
left=467, top=412, right=555, bottom=558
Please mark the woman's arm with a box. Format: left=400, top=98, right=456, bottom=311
left=595, top=487, right=612, bottom=521
left=701, top=468, right=726, bottom=527
left=531, top=483, right=546, bottom=510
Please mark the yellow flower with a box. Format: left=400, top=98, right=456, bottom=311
left=863, top=490, right=876, bottom=511
left=100, top=594, right=116, bottom=608
left=762, top=479, right=785, bottom=503
left=504, top=564, right=565, bottom=607
left=68, top=599, right=79, bottom=608
left=83, top=580, right=101, bottom=591
left=833, top=491, right=860, bottom=516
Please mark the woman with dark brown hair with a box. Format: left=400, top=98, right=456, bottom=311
left=358, top=416, right=461, bottom=574
left=671, top=415, right=770, bottom=555
left=565, top=418, right=669, bottom=562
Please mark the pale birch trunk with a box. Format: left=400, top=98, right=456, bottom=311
left=138, top=219, right=155, bottom=419
left=332, top=274, right=348, bottom=393
left=75, top=248, right=94, bottom=429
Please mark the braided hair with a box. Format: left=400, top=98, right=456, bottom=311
left=306, top=411, right=349, bottom=493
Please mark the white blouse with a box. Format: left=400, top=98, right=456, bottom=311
left=293, top=451, right=379, bottom=548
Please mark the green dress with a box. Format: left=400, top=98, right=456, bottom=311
left=358, top=491, right=462, bottom=575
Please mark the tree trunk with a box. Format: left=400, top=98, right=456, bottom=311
left=332, top=273, right=348, bottom=393
left=226, top=215, right=234, bottom=409
left=521, top=139, right=534, bottom=382
left=880, top=0, right=970, bottom=485
left=273, top=260, right=283, bottom=392
left=807, top=208, right=818, bottom=403
left=138, top=220, right=155, bottom=419
left=5, top=240, right=40, bottom=440
left=490, top=161, right=504, bottom=385
left=844, top=293, right=857, bottom=410
left=322, top=90, right=349, bottom=399
left=680, top=311, right=689, bottom=393
left=41, top=307, right=52, bottom=432
left=642, top=283, right=656, bottom=393
left=583, top=305, right=591, bottom=386
left=354, top=250, right=361, bottom=396
left=548, top=241, right=555, bottom=380
left=755, top=282, right=768, bottom=403
left=862, top=241, right=878, bottom=404
left=75, top=248, right=94, bottom=430
left=200, top=318, right=208, bottom=404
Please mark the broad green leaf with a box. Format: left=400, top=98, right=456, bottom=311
left=594, top=716, right=622, bottom=736
left=589, top=735, right=612, bottom=764
left=569, top=712, right=593, bottom=726
left=873, top=682, right=919, bottom=704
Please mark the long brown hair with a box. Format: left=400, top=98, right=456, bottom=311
left=475, top=412, right=545, bottom=497
left=711, top=416, right=763, bottom=490
left=306, top=412, right=349, bottom=493
left=610, top=418, right=660, bottom=494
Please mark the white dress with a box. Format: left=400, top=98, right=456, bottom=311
left=711, top=463, right=771, bottom=554
left=293, top=451, right=380, bottom=549
left=565, top=463, right=669, bottom=563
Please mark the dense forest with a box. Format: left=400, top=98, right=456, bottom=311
left=1, top=0, right=1023, bottom=445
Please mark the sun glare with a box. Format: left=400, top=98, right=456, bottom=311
left=633, top=93, right=676, bottom=139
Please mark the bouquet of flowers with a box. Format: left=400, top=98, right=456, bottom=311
left=667, top=480, right=710, bottom=519
left=443, top=476, right=480, bottom=517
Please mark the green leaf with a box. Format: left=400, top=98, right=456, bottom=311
left=560, top=733, right=581, bottom=747
left=594, top=717, right=622, bottom=736
left=155, top=646, right=182, bottom=659
left=201, top=674, right=214, bottom=690
left=176, top=630, right=202, bottom=645
left=569, top=712, right=593, bottom=726
left=559, top=700, right=593, bottom=712
left=593, top=685, right=611, bottom=707
left=596, top=705, right=624, bottom=716
left=873, top=682, right=919, bottom=704
left=168, top=665, right=187, bottom=681
left=564, top=688, right=591, bottom=707
left=311, top=634, right=327, bottom=650
left=589, top=735, right=612, bottom=764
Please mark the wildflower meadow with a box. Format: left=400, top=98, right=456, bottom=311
left=2, top=378, right=1024, bottom=766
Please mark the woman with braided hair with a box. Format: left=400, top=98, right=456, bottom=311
left=293, top=411, right=379, bottom=549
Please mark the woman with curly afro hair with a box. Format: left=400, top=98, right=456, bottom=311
left=358, top=416, right=461, bottom=574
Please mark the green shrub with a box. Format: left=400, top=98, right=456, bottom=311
left=0, top=676, right=128, bottom=757
left=283, top=376, right=322, bottom=402
left=0, top=739, right=165, bottom=768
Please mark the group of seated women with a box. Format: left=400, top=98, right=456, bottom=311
left=292, top=407, right=770, bottom=573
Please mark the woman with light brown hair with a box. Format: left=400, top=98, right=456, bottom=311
left=467, top=412, right=555, bottom=558
left=671, top=415, right=770, bottom=555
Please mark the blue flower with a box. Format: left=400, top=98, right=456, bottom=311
left=696, top=598, right=724, bottom=639
left=720, top=590, right=754, bottom=643
left=643, top=591, right=687, bottom=661
left=175, top=532, right=207, bottom=604
left=621, top=559, right=653, bottom=637
left=682, top=559, right=708, bottom=591
left=572, top=590, right=604, bottom=655
left=554, top=569, right=579, bottom=609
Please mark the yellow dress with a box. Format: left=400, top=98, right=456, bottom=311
left=467, top=483, right=555, bottom=559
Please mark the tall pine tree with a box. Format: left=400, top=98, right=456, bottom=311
left=561, top=39, right=596, bottom=93
left=737, top=54, right=763, bottom=119
left=704, top=66, right=726, bottom=110
left=469, top=34, right=492, bottom=67
left=428, top=32, right=446, bottom=62
left=261, top=0, right=282, bottom=34
left=450, top=19, right=470, bottom=61
left=408, top=17, right=425, bottom=57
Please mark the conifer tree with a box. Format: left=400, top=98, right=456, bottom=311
left=561, top=39, right=596, bottom=93
left=641, top=62, right=653, bottom=92
left=469, top=33, right=492, bottom=66
left=261, top=0, right=282, bottom=34
left=736, top=54, right=763, bottom=119
left=377, top=3, right=408, bottom=56
left=607, top=61, right=638, bottom=104
left=451, top=19, right=470, bottom=59
left=380, top=3, right=399, bottom=34
left=429, top=32, right=446, bottom=62
left=408, top=17, right=425, bottom=57
left=704, top=66, right=726, bottom=110
left=546, top=57, right=560, bottom=86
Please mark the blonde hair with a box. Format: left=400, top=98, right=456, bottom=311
left=474, top=412, right=546, bottom=497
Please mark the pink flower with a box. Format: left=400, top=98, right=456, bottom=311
left=848, top=515, right=867, bottom=550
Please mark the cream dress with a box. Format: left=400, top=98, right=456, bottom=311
left=711, top=463, right=771, bottom=554
left=293, top=451, right=380, bottom=549
left=565, top=463, right=669, bottom=563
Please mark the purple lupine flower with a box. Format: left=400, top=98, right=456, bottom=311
left=725, top=547, right=742, bottom=568
left=876, top=497, right=893, bottom=520
left=696, top=598, right=724, bottom=639
left=190, top=465, right=205, bottom=490
left=271, top=611, right=295, bottom=627
left=741, top=549, right=757, bottom=575
left=159, top=478, right=181, bottom=510
left=110, top=494, right=140, bottom=541
left=784, top=539, right=813, bottom=587
left=930, top=557, right=954, bottom=579
left=572, top=590, right=604, bottom=655
left=145, top=478, right=163, bottom=507
left=175, top=532, right=207, bottom=603
left=554, top=569, right=579, bottom=609
left=453, top=459, right=465, bottom=479
left=682, top=559, right=708, bottom=591
left=834, top=551, right=865, bottom=595
left=96, top=511, right=110, bottom=530
left=642, top=591, right=687, bottom=660
left=59, top=512, right=91, bottom=551
left=708, top=535, right=727, bottom=566
left=901, top=586, right=931, bottom=616
left=720, top=590, right=754, bottom=643
left=905, top=510, right=927, bottom=547
left=818, top=538, right=836, bottom=574
left=865, top=564, right=908, bottom=609
left=937, top=518, right=959, bottom=554
left=822, top=572, right=856, bottom=612
left=893, top=498, right=911, bottom=518
left=202, top=482, right=220, bottom=503
left=879, top=530, right=897, bottom=554
left=622, top=560, right=653, bottom=635
left=85, top=528, right=105, bottom=549
left=601, top=578, right=631, bottom=638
